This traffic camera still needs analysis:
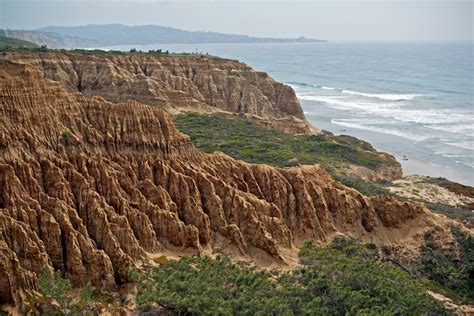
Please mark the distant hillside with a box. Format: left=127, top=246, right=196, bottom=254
left=37, top=24, right=325, bottom=46
left=0, top=34, right=38, bottom=49
left=1, top=30, right=101, bottom=49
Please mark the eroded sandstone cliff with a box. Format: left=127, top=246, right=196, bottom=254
left=0, top=60, right=452, bottom=306
left=5, top=52, right=315, bottom=135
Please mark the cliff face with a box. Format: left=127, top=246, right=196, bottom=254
left=6, top=52, right=314, bottom=135
left=0, top=61, right=449, bottom=306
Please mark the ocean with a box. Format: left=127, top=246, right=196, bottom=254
left=100, top=42, right=474, bottom=186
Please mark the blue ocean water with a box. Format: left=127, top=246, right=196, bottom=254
left=101, top=42, right=474, bottom=185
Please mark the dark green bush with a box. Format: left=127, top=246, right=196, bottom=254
left=25, top=269, right=103, bottom=315
left=295, top=239, right=447, bottom=315
left=426, top=202, right=474, bottom=225
left=416, top=229, right=474, bottom=304
left=175, top=113, right=397, bottom=196
left=132, top=238, right=447, bottom=315
left=132, top=256, right=283, bottom=315
left=335, top=175, right=391, bottom=196
left=175, top=113, right=395, bottom=172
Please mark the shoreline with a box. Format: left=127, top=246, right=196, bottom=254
left=394, top=155, right=470, bottom=183
left=304, top=112, right=474, bottom=187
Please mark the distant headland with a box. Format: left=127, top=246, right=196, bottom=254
left=1, top=24, right=326, bottom=49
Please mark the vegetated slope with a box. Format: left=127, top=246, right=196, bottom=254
left=0, top=36, right=38, bottom=49
left=7, top=51, right=315, bottom=136
left=0, top=30, right=101, bottom=49
left=0, top=60, right=455, bottom=306
left=131, top=239, right=446, bottom=315
left=37, top=24, right=324, bottom=46
left=388, top=176, right=474, bottom=226
left=175, top=112, right=401, bottom=186
left=175, top=113, right=474, bottom=224
left=27, top=237, right=452, bottom=314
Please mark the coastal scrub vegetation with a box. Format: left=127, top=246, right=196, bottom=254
left=25, top=270, right=96, bottom=315
left=0, top=40, right=212, bottom=58
left=425, top=177, right=474, bottom=200
left=333, top=175, right=390, bottom=197
left=21, top=237, right=465, bottom=315
left=425, top=202, right=474, bottom=227
left=174, top=113, right=474, bottom=222
left=132, top=237, right=446, bottom=315
left=416, top=228, right=474, bottom=304
left=60, top=129, right=72, bottom=139
left=24, top=270, right=125, bottom=315
left=423, top=177, right=474, bottom=224
left=175, top=112, right=394, bottom=196
left=0, top=36, right=39, bottom=50
left=175, top=113, right=394, bottom=170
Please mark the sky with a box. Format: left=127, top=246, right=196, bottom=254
left=1, top=0, right=472, bottom=41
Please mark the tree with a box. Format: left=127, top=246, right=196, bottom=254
left=71, top=282, right=97, bottom=315
left=38, top=269, right=72, bottom=315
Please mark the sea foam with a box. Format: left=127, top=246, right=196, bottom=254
left=447, top=142, right=474, bottom=151
left=298, top=95, right=474, bottom=125
left=424, top=124, right=474, bottom=137
left=331, top=119, right=429, bottom=142
left=341, top=89, right=422, bottom=101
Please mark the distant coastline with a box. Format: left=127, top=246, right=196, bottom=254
left=1, top=24, right=326, bottom=49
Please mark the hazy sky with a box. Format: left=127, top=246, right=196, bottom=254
left=1, top=0, right=472, bottom=41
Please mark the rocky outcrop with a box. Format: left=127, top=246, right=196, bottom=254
left=0, top=61, right=444, bottom=306
left=5, top=52, right=315, bottom=135
left=4, top=51, right=403, bottom=179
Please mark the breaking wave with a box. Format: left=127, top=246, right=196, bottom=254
left=331, top=119, right=429, bottom=142
left=341, top=89, right=422, bottom=101
left=288, top=81, right=423, bottom=101
left=298, top=95, right=473, bottom=125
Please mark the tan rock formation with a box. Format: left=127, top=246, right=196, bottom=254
left=5, top=52, right=403, bottom=180
left=5, top=52, right=315, bottom=135
left=0, top=60, right=452, bottom=307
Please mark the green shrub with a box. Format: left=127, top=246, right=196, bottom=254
left=60, top=129, right=72, bottom=139
left=426, top=202, right=474, bottom=225
left=295, top=238, right=447, bottom=315
left=37, top=269, right=72, bottom=315
left=131, top=256, right=282, bottom=315
left=0, top=44, right=194, bottom=57
left=0, top=36, right=39, bottom=50
left=174, top=113, right=397, bottom=172
left=335, top=175, right=391, bottom=196
left=131, top=239, right=447, bottom=315
left=416, top=229, right=474, bottom=304
left=26, top=270, right=99, bottom=315
left=175, top=113, right=396, bottom=196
